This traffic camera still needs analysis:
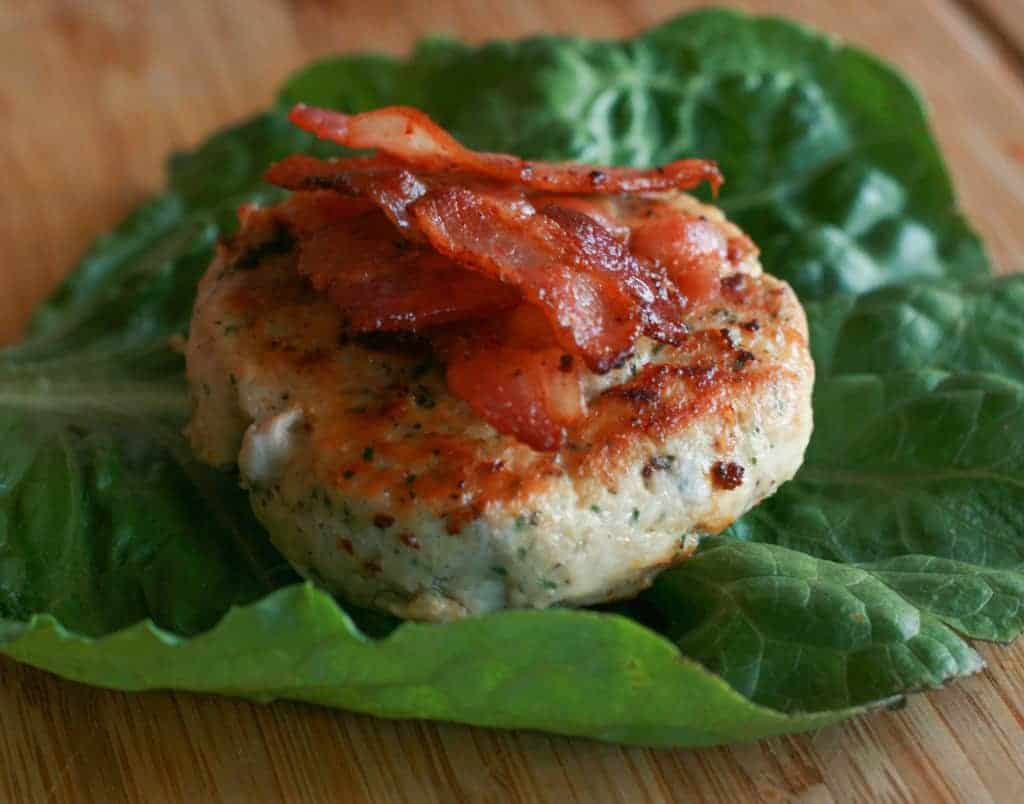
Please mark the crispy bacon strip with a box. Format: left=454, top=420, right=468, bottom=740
left=267, top=154, right=428, bottom=235
left=435, top=306, right=586, bottom=451
left=535, top=196, right=630, bottom=241
left=542, top=205, right=691, bottom=345
left=260, top=105, right=740, bottom=452
left=410, top=187, right=639, bottom=372
left=297, top=211, right=520, bottom=332
left=287, top=104, right=723, bottom=195
left=269, top=189, right=374, bottom=236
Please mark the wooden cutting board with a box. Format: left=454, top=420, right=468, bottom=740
left=2, top=1, right=1023, bottom=801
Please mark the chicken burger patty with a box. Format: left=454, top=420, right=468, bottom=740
left=186, top=190, right=813, bottom=621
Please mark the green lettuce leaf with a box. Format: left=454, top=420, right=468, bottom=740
left=4, top=586, right=854, bottom=747
left=805, top=275, right=1024, bottom=380
left=721, top=370, right=1024, bottom=662
left=1, top=8, right=1016, bottom=746
left=731, top=371, right=1024, bottom=568
left=0, top=343, right=291, bottom=638
left=646, top=538, right=983, bottom=712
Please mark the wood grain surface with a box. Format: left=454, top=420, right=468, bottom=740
left=2, top=1, right=1023, bottom=801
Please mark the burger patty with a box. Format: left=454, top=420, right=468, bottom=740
left=186, top=192, right=814, bottom=621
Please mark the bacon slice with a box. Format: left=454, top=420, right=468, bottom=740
left=410, top=187, right=639, bottom=372
left=435, top=306, right=586, bottom=451
left=287, top=104, right=723, bottom=194
left=266, top=154, right=428, bottom=235
left=629, top=212, right=728, bottom=307
left=542, top=205, right=691, bottom=345
left=259, top=105, right=741, bottom=452
left=297, top=211, right=519, bottom=332
left=270, top=189, right=374, bottom=236
left=535, top=196, right=631, bottom=241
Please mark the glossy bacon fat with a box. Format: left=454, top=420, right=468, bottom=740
left=411, top=187, right=639, bottom=372
left=434, top=305, right=587, bottom=452
left=298, top=213, right=521, bottom=332
left=261, top=104, right=737, bottom=450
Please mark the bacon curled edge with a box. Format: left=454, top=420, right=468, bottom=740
left=410, top=187, right=640, bottom=373
left=288, top=104, right=723, bottom=195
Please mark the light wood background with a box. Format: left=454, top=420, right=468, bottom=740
left=2, top=1, right=1023, bottom=801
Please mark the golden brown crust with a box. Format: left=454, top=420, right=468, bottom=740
left=186, top=188, right=813, bottom=618
left=206, top=223, right=806, bottom=535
